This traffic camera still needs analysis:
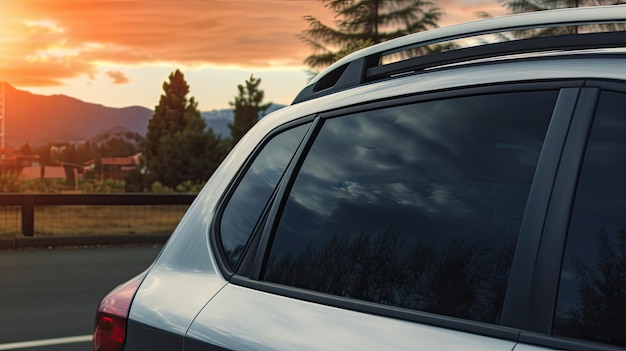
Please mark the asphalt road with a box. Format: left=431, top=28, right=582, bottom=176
left=0, top=245, right=163, bottom=350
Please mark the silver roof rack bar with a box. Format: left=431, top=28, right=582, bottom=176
left=292, top=5, right=626, bottom=104
left=308, top=5, right=626, bottom=86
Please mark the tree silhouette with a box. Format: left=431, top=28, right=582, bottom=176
left=145, top=69, right=227, bottom=188
left=99, top=137, right=137, bottom=157
left=18, top=143, right=32, bottom=155
left=556, top=226, right=626, bottom=347
left=264, top=229, right=513, bottom=323
left=301, top=0, right=443, bottom=70
left=229, top=75, right=271, bottom=147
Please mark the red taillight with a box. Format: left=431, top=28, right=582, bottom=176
left=93, top=273, right=145, bottom=351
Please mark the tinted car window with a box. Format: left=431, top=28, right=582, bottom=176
left=220, top=123, right=309, bottom=268
left=554, top=91, right=626, bottom=347
left=263, top=91, right=558, bottom=323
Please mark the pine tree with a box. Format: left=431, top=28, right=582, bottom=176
left=229, top=75, right=271, bottom=147
left=18, top=143, right=32, bottom=155
left=145, top=69, right=227, bottom=189
left=301, top=0, right=443, bottom=70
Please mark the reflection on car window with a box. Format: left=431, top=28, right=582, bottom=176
left=263, top=91, right=558, bottom=323
left=220, top=123, right=309, bottom=269
left=554, top=91, right=626, bottom=347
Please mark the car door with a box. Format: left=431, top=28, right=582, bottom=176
left=184, top=83, right=580, bottom=351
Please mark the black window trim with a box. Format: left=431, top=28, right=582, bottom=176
left=523, top=87, right=600, bottom=333
left=210, top=116, right=316, bottom=279
left=500, top=87, right=584, bottom=329
left=520, top=331, right=626, bottom=351
left=234, top=80, right=589, bottom=344
left=245, top=115, right=323, bottom=279
left=518, top=82, right=626, bottom=351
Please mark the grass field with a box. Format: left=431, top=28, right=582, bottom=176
left=0, top=205, right=190, bottom=237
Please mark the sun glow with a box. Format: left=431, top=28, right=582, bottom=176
left=2, top=0, right=506, bottom=109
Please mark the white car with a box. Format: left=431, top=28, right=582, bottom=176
left=94, top=6, right=626, bottom=351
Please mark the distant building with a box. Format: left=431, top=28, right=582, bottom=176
left=20, top=166, right=69, bottom=180
left=0, top=147, right=40, bottom=173
left=83, top=154, right=141, bottom=181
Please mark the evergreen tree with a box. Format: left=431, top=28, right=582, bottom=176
left=18, top=143, right=32, bottom=155
left=301, top=0, right=443, bottom=69
left=229, top=75, right=271, bottom=147
left=145, top=69, right=227, bottom=189
left=62, top=144, right=79, bottom=164
left=99, top=137, right=138, bottom=157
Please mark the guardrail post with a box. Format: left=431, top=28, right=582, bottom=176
left=22, top=195, right=34, bottom=237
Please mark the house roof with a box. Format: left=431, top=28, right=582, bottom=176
left=0, top=148, right=15, bottom=156
left=84, top=156, right=138, bottom=167
left=20, top=166, right=67, bottom=179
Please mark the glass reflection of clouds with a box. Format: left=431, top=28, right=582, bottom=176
left=266, top=90, right=558, bottom=323
left=281, top=91, right=557, bottom=243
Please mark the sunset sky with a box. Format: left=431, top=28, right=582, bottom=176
left=1, top=0, right=506, bottom=111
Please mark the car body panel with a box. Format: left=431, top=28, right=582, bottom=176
left=185, top=283, right=517, bottom=351
left=124, top=156, right=231, bottom=346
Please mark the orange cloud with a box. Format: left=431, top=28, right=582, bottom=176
left=0, top=0, right=501, bottom=89
left=105, top=70, right=130, bottom=84
left=0, top=0, right=335, bottom=88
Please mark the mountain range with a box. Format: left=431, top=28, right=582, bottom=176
left=1, top=83, right=284, bottom=147
left=200, top=103, right=285, bottom=137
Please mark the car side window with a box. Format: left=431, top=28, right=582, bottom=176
left=262, top=91, right=558, bottom=323
left=554, top=91, right=626, bottom=347
left=219, top=123, right=309, bottom=269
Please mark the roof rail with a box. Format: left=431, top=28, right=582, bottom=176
left=292, top=5, right=626, bottom=104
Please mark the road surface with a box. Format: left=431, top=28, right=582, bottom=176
left=0, top=245, right=163, bottom=350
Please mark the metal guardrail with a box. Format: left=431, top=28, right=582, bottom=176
left=0, top=194, right=196, bottom=236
